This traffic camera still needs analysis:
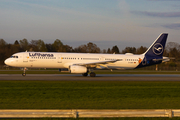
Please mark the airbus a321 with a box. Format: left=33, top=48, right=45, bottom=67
left=4, top=33, right=170, bottom=77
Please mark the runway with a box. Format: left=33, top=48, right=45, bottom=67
left=0, top=74, right=180, bottom=81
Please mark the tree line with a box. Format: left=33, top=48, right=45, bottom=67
left=0, top=38, right=180, bottom=66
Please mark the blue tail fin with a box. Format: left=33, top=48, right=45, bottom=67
left=143, top=33, right=168, bottom=57
left=136, top=33, right=168, bottom=69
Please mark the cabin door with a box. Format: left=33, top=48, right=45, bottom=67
left=100, top=56, right=105, bottom=61
left=57, top=54, right=62, bottom=63
left=23, top=53, right=28, bottom=62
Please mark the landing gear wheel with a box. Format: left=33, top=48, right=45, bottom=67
left=22, top=73, right=26, bottom=77
left=90, top=72, right=96, bottom=77
left=82, top=73, right=88, bottom=77
left=22, top=67, right=27, bottom=77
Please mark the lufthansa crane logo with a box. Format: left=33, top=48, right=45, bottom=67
left=152, top=43, right=163, bottom=55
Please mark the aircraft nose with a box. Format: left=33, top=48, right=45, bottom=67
left=4, top=58, right=12, bottom=66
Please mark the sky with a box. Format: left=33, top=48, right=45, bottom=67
left=0, top=0, right=180, bottom=50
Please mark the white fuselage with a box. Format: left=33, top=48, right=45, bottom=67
left=4, top=33, right=169, bottom=77
left=5, top=52, right=144, bottom=70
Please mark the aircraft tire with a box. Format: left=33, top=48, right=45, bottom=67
left=22, top=73, right=26, bottom=77
left=90, top=72, right=96, bottom=77
left=82, top=73, right=88, bottom=77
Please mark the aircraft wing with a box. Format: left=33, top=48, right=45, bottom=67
left=73, top=59, right=120, bottom=68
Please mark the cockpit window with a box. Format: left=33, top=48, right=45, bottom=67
left=10, top=56, right=18, bottom=58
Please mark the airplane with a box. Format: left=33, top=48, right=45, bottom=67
left=4, top=33, right=170, bottom=77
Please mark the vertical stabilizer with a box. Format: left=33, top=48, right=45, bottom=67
left=143, top=33, right=168, bottom=57
left=136, top=33, right=168, bottom=69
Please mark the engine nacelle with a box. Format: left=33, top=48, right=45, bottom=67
left=70, top=65, right=87, bottom=74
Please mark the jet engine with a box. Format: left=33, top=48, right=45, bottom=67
left=69, top=65, right=87, bottom=74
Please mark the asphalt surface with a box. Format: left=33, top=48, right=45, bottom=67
left=0, top=74, right=180, bottom=81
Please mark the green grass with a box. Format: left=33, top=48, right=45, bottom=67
left=1, top=81, right=180, bottom=120
left=1, top=81, right=180, bottom=109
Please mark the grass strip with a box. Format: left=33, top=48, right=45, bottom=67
left=0, top=81, right=180, bottom=109
left=1, top=80, right=180, bottom=120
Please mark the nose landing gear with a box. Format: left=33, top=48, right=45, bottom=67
left=22, top=67, right=27, bottom=77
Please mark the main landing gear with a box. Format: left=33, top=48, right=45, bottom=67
left=82, top=71, right=96, bottom=77
left=22, top=67, right=27, bottom=77
left=90, top=72, right=96, bottom=77
left=82, top=73, right=88, bottom=77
